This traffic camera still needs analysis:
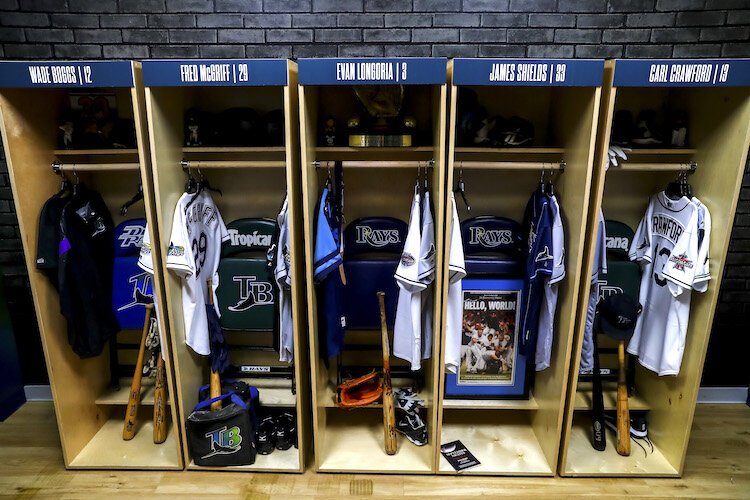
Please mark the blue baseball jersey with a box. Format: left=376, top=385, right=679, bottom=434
left=520, top=188, right=554, bottom=355
left=314, top=187, right=346, bottom=359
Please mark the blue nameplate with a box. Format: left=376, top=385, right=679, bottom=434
left=614, top=59, right=750, bottom=87
left=299, top=58, right=446, bottom=85
left=0, top=61, right=133, bottom=88
left=453, top=58, right=603, bottom=87
left=142, top=59, right=288, bottom=87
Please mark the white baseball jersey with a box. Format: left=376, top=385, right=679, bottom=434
left=419, top=191, right=436, bottom=361
left=580, top=210, right=607, bottom=374
left=628, top=192, right=699, bottom=376
left=691, top=197, right=711, bottom=293
left=394, top=186, right=426, bottom=370
left=275, top=196, right=294, bottom=363
left=444, top=193, right=467, bottom=374
left=536, top=193, right=565, bottom=371
left=136, top=224, right=166, bottom=359
left=163, top=191, right=229, bottom=356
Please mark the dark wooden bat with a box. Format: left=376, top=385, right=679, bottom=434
left=207, top=278, right=222, bottom=411
left=152, top=353, right=167, bottom=444
left=377, top=291, right=397, bottom=456
left=591, top=330, right=606, bottom=451
left=123, top=303, right=153, bottom=440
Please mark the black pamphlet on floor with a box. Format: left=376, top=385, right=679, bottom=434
left=440, top=440, right=480, bottom=472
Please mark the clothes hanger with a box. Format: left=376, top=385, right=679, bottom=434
left=120, top=183, right=144, bottom=216
left=454, top=164, right=471, bottom=212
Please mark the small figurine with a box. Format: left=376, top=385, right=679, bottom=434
left=59, top=121, right=74, bottom=149
left=323, top=116, right=337, bottom=146
left=186, top=113, right=201, bottom=146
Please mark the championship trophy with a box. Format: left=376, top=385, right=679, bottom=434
left=347, top=85, right=416, bottom=147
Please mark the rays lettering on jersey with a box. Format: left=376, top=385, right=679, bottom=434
left=118, top=224, right=146, bottom=248
left=185, top=201, right=218, bottom=229
left=355, top=225, right=400, bottom=247
left=227, top=229, right=272, bottom=248
left=117, top=271, right=153, bottom=311
left=228, top=276, right=274, bottom=312
left=652, top=214, right=684, bottom=244
left=469, top=227, right=513, bottom=248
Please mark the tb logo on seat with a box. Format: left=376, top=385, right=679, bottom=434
left=228, top=276, right=274, bottom=312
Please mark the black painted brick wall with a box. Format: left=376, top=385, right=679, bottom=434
left=0, top=0, right=749, bottom=385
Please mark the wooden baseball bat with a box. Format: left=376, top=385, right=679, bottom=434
left=123, top=303, right=154, bottom=440
left=152, top=354, right=167, bottom=444
left=616, top=341, right=631, bottom=456
left=207, top=278, right=222, bottom=411
left=377, top=291, right=398, bottom=456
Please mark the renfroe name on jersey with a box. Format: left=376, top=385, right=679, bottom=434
left=652, top=214, right=685, bottom=244
left=355, top=225, right=400, bottom=247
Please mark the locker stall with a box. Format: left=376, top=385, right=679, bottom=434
left=0, top=61, right=182, bottom=469
left=560, top=59, right=750, bottom=477
left=298, top=58, right=448, bottom=473
left=437, top=59, right=605, bottom=475
left=142, top=59, right=309, bottom=472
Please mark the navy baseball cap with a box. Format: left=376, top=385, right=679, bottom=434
left=596, top=292, right=642, bottom=341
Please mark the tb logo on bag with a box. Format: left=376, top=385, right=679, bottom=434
left=228, top=276, right=274, bottom=312
left=202, top=425, right=243, bottom=459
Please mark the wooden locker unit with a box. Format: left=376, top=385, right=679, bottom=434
left=0, top=61, right=183, bottom=469
left=437, top=59, right=605, bottom=476
left=142, top=59, right=309, bottom=472
left=560, top=59, right=750, bottom=477
left=298, top=58, right=448, bottom=473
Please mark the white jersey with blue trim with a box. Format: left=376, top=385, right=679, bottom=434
left=444, top=194, right=467, bottom=374
left=536, top=193, right=565, bottom=371
left=419, top=190, right=436, bottom=361
left=628, top=192, right=699, bottom=376
left=275, top=196, right=294, bottom=363
left=394, top=186, right=426, bottom=371
left=580, top=210, right=607, bottom=374
left=690, top=197, right=711, bottom=293
left=136, top=222, right=166, bottom=360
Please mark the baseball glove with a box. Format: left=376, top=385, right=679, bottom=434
left=335, top=372, right=382, bottom=408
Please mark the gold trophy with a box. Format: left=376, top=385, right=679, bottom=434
left=348, top=85, right=416, bottom=147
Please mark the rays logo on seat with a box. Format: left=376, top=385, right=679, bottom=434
left=469, top=227, right=514, bottom=248
left=117, top=271, right=153, bottom=311
left=117, top=224, right=146, bottom=249
left=228, top=229, right=273, bottom=249
left=355, top=225, right=401, bottom=248
left=202, top=425, right=243, bottom=459
left=228, top=276, right=274, bottom=312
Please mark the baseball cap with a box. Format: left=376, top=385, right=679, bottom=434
left=595, top=292, right=642, bottom=341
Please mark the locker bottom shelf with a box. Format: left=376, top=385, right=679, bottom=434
left=188, top=446, right=301, bottom=472
left=68, top=418, right=181, bottom=469
left=563, top=415, right=679, bottom=477
left=318, top=409, right=433, bottom=473
left=438, top=411, right=553, bottom=476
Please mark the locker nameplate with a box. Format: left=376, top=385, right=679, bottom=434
left=0, top=61, right=133, bottom=88
left=614, top=59, right=750, bottom=87
left=453, top=59, right=604, bottom=87
left=298, top=58, right=447, bottom=85
left=142, top=59, right=288, bottom=87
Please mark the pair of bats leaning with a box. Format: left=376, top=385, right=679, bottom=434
left=123, top=303, right=168, bottom=444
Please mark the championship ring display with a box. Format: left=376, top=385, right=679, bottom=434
left=348, top=85, right=416, bottom=147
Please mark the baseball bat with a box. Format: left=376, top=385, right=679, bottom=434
left=377, top=291, right=398, bottom=456
left=207, top=278, right=222, bottom=411
left=616, top=341, right=631, bottom=456
left=591, top=331, right=606, bottom=451
left=152, top=354, right=167, bottom=444
left=123, top=303, right=154, bottom=441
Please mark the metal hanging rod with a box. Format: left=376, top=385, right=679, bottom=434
left=52, top=160, right=140, bottom=172
left=457, top=160, right=566, bottom=171
left=180, top=159, right=286, bottom=169
left=313, top=159, right=435, bottom=169
left=611, top=160, right=698, bottom=172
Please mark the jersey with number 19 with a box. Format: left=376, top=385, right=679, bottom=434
left=164, top=191, right=229, bottom=356
left=628, top=193, right=698, bottom=376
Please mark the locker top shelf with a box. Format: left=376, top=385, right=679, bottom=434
left=613, top=58, right=750, bottom=88
left=298, top=57, right=447, bottom=86
left=452, top=58, right=604, bottom=87
left=0, top=60, right=134, bottom=89
left=142, top=59, right=289, bottom=87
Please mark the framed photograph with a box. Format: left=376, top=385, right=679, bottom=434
left=445, top=278, right=530, bottom=399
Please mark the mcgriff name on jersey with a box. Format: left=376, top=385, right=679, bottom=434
left=355, top=225, right=400, bottom=247
left=652, top=214, right=684, bottom=244
left=185, top=201, right=218, bottom=229
left=228, top=229, right=272, bottom=248
left=469, top=227, right=513, bottom=248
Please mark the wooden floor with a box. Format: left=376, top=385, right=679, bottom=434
left=1, top=402, right=749, bottom=498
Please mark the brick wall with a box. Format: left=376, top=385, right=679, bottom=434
left=0, top=0, right=749, bottom=385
